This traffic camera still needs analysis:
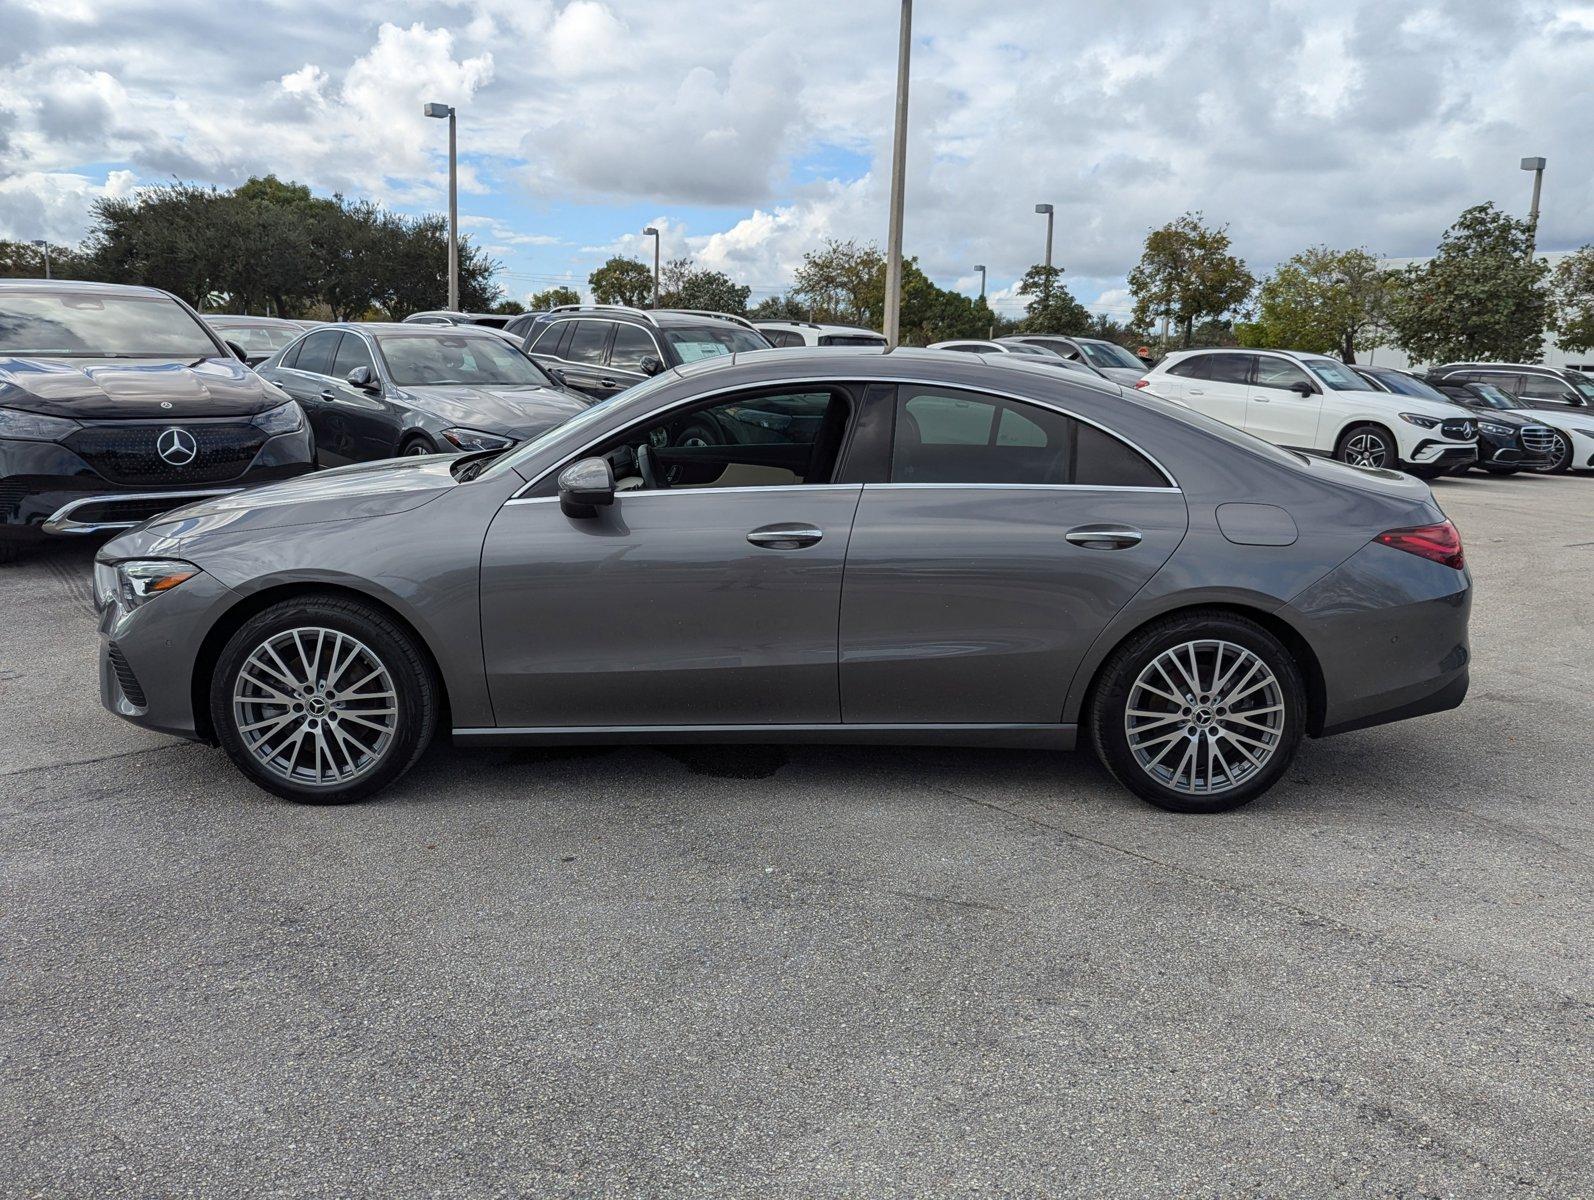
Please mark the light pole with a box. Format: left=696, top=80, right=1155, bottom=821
left=424, top=102, right=459, bottom=311
left=882, top=0, right=912, bottom=348
left=31, top=239, right=50, bottom=280
left=1035, top=202, right=1054, bottom=317
left=973, top=264, right=986, bottom=298
left=1521, top=156, right=1546, bottom=260
left=643, top=226, right=661, bottom=307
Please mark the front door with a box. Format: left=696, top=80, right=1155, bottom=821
left=479, top=385, right=864, bottom=728
left=839, top=384, right=1188, bottom=724
left=1246, top=355, right=1324, bottom=449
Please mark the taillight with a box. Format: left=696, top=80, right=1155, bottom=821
left=1133, top=379, right=1151, bottom=389
left=1375, top=520, right=1465, bottom=570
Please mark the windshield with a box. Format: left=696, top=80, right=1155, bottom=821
left=212, top=323, right=299, bottom=353
left=1469, top=383, right=1518, bottom=409
left=1079, top=341, right=1144, bottom=370
left=1566, top=370, right=1594, bottom=401
left=0, top=290, right=220, bottom=357
left=476, top=371, right=680, bottom=482
left=1375, top=372, right=1451, bottom=404
left=1006, top=344, right=1056, bottom=356
left=376, top=332, right=548, bottom=387
left=662, top=325, right=769, bottom=362
left=1304, top=359, right=1372, bottom=391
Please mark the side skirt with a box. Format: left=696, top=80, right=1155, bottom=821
left=452, top=723, right=1078, bottom=751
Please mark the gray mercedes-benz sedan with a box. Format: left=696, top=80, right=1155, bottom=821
left=93, top=349, right=1471, bottom=813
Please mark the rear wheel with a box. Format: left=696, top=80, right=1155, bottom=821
left=1089, top=611, right=1306, bottom=814
left=1335, top=424, right=1397, bottom=470
left=210, top=595, right=439, bottom=804
left=1530, top=429, right=1573, bottom=474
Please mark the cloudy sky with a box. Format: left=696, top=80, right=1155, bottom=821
left=1, top=0, right=1590, bottom=319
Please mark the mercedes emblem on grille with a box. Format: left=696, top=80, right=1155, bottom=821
left=157, top=427, right=198, bottom=466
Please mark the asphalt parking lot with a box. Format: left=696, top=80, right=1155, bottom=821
left=2, top=471, right=1591, bottom=1199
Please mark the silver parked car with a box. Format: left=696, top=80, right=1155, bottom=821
left=94, top=349, right=1472, bottom=813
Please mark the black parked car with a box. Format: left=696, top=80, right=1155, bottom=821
left=0, top=280, right=314, bottom=564
left=202, top=315, right=316, bottom=367
left=258, top=324, right=590, bottom=465
left=521, top=305, right=773, bottom=401
left=1353, top=366, right=1554, bottom=475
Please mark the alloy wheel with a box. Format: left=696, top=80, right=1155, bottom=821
left=231, top=626, right=398, bottom=787
left=1124, top=639, right=1286, bottom=796
left=1531, top=430, right=1569, bottom=473
left=1343, top=432, right=1388, bottom=468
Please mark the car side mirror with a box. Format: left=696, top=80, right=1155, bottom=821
left=346, top=365, right=379, bottom=391
left=1289, top=381, right=1315, bottom=397
left=640, top=356, right=664, bottom=377
left=558, top=457, right=616, bottom=518
left=225, top=340, right=249, bottom=363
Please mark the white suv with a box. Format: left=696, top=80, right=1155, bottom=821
left=753, top=321, right=886, bottom=349
left=1139, top=348, right=1478, bottom=476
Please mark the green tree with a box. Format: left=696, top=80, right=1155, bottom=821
left=528, top=286, right=581, bottom=310
left=1015, top=264, right=1090, bottom=333
left=749, top=294, right=808, bottom=321
left=1549, top=245, right=1594, bottom=354
left=588, top=256, right=654, bottom=307
left=0, top=239, right=95, bottom=280
left=1385, top=203, right=1549, bottom=364
left=1236, top=246, right=1391, bottom=362
left=792, top=239, right=885, bottom=326
left=1128, top=212, right=1255, bottom=347
left=658, top=258, right=752, bottom=314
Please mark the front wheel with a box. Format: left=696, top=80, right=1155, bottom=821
left=210, top=595, right=439, bottom=804
left=1089, top=611, right=1306, bottom=813
left=1530, top=429, right=1573, bottom=474
left=1335, top=424, right=1398, bottom=470
left=400, top=434, right=439, bottom=457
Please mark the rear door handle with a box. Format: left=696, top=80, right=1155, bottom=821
left=1066, top=526, right=1143, bottom=550
left=747, top=524, right=823, bottom=549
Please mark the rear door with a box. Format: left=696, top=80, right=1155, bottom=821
left=1183, top=352, right=1253, bottom=429
left=838, top=384, right=1188, bottom=725
left=1247, top=354, right=1324, bottom=449
left=554, top=320, right=615, bottom=399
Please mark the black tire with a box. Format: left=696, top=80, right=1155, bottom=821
left=209, top=595, right=439, bottom=804
left=400, top=434, right=439, bottom=457
left=0, top=541, right=19, bottom=566
left=1407, top=464, right=1446, bottom=480
left=1335, top=424, right=1398, bottom=470
left=1089, top=610, right=1307, bottom=814
left=1530, top=429, right=1573, bottom=474
left=1482, top=465, right=1521, bottom=476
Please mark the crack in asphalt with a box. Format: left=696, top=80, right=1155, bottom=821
left=0, top=741, right=190, bottom=781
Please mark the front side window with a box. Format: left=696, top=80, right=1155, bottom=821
left=1304, top=358, right=1372, bottom=391
left=662, top=324, right=769, bottom=361
left=1566, top=370, right=1594, bottom=401
left=1518, top=374, right=1576, bottom=403
left=608, top=323, right=660, bottom=373
left=1253, top=357, right=1314, bottom=391
left=594, top=389, right=849, bottom=491
left=293, top=329, right=341, bottom=376
left=0, top=290, right=220, bottom=358
left=891, top=387, right=1165, bottom=488
left=374, top=333, right=547, bottom=387
left=331, top=333, right=375, bottom=380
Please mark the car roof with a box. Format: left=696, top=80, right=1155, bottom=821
left=754, top=320, right=885, bottom=336
left=0, top=278, right=172, bottom=299
left=204, top=313, right=302, bottom=325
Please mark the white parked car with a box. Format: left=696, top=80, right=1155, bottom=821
left=1138, top=348, right=1477, bottom=477
left=1001, top=335, right=1149, bottom=385
left=754, top=320, right=886, bottom=349
left=927, top=339, right=1111, bottom=380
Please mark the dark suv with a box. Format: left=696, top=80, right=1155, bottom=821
left=0, top=280, right=315, bottom=563
left=1427, top=362, right=1594, bottom=473
left=520, top=305, right=772, bottom=400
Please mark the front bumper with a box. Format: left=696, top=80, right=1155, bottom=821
left=1406, top=439, right=1477, bottom=467
left=1285, top=540, right=1471, bottom=738
left=1, top=430, right=314, bottom=544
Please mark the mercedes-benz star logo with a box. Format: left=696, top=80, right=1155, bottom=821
left=157, top=427, right=198, bottom=466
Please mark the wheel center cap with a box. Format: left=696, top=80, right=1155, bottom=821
left=305, top=696, right=328, bottom=717
left=1193, top=708, right=1215, bottom=726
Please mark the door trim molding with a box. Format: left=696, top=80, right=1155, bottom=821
left=452, top=722, right=1077, bottom=751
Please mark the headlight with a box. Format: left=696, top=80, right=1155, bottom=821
left=1399, top=412, right=1440, bottom=429
left=101, top=559, right=200, bottom=610
left=1478, top=421, right=1513, bottom=437
left=0, top=406, right=80, bottom=442
left=251, top=400, right=305, bottom=436
left=441, top=427, right=513, bottom=452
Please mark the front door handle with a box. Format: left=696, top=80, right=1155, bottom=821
left=320, top=388, right=337, bottom=401
left=599, top=377, right=618, bottom=388
left=747, top=524, right=823, bottom=550
left=1066, top=525, right=1143, bottom=550
left=1188, top=388, right=1206, bottom=395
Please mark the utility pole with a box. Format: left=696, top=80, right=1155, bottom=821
left=31, top=239, right=50, bottom=280
left=1521, top=156, right=1546, bottom=261
left=424, top=102, right=460, bottom=310
left=882, top=0, right=912, bottom=348
left=974, top=264, right=986, bottom=298
left=1034, top=203, right=1054, bottom=317
left=644, top=226, right=661, bottom=307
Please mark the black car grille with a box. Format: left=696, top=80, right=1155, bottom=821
left=63, top=421, right=268, bottom=485
left=108, top=643, right=147, bottom=708
left=1521, top=426, right=1558, bottom=454
left=1440, top=418, right=1476, bottom=439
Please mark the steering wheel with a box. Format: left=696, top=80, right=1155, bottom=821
left=637, top=443, right=665, bottom=490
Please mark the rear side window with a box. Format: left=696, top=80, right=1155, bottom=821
left=1165, top=356, right=1210, bottom=380
left=566, top=321, right=611, bottom=365
left=294, top=329, right=341, bottom=376
left=891, top=387, right=1166, bottom=488
left=761, top=329, right=803, bottom=347
left=1206, top=353, right=1253, bottom=384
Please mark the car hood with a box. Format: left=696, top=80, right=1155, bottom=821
left=123, top=453, right=460, bottom=543
left=1468, top=409, right=1542, bottom=430
left=0, top=355, right=285, bottom=419
left=401, top=383, right=589, bottom=436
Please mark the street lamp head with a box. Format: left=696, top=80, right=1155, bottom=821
left=1520, top=156, right=1546, bottom=172
left=973, top=264, right=985, bottom=272
left=31, top=239, right=47, bottom=248
left=1034, top=203, right=1053, bottom=215
left=643, top=227, right=659, bottom=237
left=423, top=102, right=453, bottom=119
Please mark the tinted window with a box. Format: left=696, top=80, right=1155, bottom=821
left=0, top=290, right=219, bottom=357
left=608, top=323, right=659, bottom=372
left=1206, top=353, right=1253, bottom=384
left=529, top=321, right=564, bottom=353
left=1474, top=372, right=1521, bottom=394
left=1253, top=357, right=1313, bottom=390
left=818, top=333, right=886, bottom=347
left=331, top=333, right=375, bottom=379
left=761, top=329, right=803, bottom=347
left=566, top=321, right=610, bottom=365
left=891, top=387, right=1165, bottom=487
left=1077, top=341, right=1145, bottom=370
left=211, top=322, right=298, bottom=354
left=294, top=329, right=341, bottom=376
left=278, top=338, right=302, bottom=369
left=1165, top=356, right=1210, bottom=380
left=1518, top=374, right=1575, bottom=402
left=375, top=333, right=548, bottom=386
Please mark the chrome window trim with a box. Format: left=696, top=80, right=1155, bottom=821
left=862, top=482, right=1181, bottom=494
left=528, top=316, right=661, bottom=373
left=503, top=483, right=861, bottom=507
left=507, top=374, right=1181, bottom=500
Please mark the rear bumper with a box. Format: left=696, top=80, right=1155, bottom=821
left=1285, top=541, right=1471, bottom=738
